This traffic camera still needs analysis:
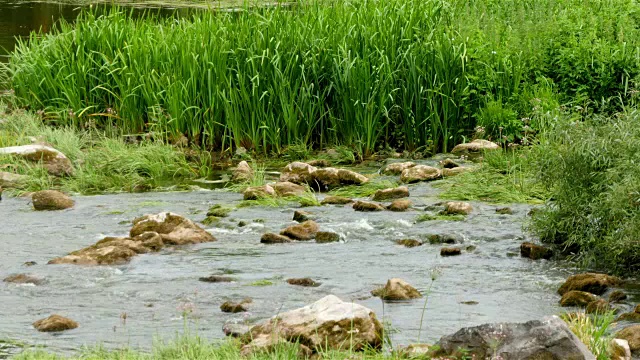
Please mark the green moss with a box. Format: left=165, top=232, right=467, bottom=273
left=248, top=279, right=274, bottom=287
left=206, top=204, right=233, bottom=218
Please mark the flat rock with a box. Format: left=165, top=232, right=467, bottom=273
left=371, top=278, right=421, bottom=300
left=372, top=186, right=409, bottom=201
left=33, top=315, right=78, bottom=332
left=321, top=195, right=353, bottom=205
left=451, top=139, right=500, bottom=154
left=0, top=144, right=73, bottom=176
left=260, top=233, right=293, bottom=244
left=558, top=273, right=622, bottom=296
left=387, top=199, right=411, bottom=212
left=280, top=162, right=317, bottom=184
left=32, top=190, right=74, bottom=210
left=383, top=161, right=416, bottom=175
left=400, top=165, right=441, bottom=183
left=199, top=275, right=234, bottom=283
left=3, top=273, right=44, bottom=285
left=130, top=212, right=215, bottom=245
left=353, top=200, right=384, bottom=212
left=273, top=181, right=306, bottom=197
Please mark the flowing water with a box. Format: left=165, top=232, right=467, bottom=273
left=0, top=160, right=593, bottom=356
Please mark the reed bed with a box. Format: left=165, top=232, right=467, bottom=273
left=4, top=0, right=640, bottom=156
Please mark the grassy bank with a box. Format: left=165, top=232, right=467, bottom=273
left=5, top=0, right=640, bottom=157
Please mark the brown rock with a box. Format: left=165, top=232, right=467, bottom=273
left=273, top=181, right=306, bottom=197
left=451, top=139, right=500, bottom=154
left=372, top=186, right=409, bottom=201
left=321, top=196, right=353, bottom=205
left=0, top=145, right=73, bottom=176
left=260, top=233, right=292, bottom=244
left=353, top=201, right=384, bottom=212
left=281, top=220, right=319, bottom=240
left=287, top=278, right=321, bottom=287
left=0, top=171, right=27, bottom=188
left=315, top=231, right=340, bottom=243
left=559, top=291, right=598, bottom=307
left=440, top=159, right=460, bottom=168
left=383, top=162, right=416, bottom=175
left=232, top=160, right=253, bottom=182
left=130, top=212, right=215, bottom=245
left=400, top=165, right=441, bottom=183
left=440, top=247, right=462, bottom=256
left=280, top=162, right=317, bottom=184
left=372, top=278, right=422, bottom=300
left=520, top=242, right=553, bottom=260
left=615, top=325, right=640, bottom=353
left=395, top=239, right=422, bottom=248
left=586, top=299, right=611, bottom=314
left=609, top=290, right=627, bottom=302
left=33, top=315, right=78, bottom=332
left=32, top=190, right=74, bottom=211
left=240, top=334, right=312, bottom=359
left=199, top=275, right=234, bottom=283
left=609, top=339, right=631, bottom=360
left=220, top=301, right=248, bottom=313
left=3, top=273, right=44, bottom=285
left=558, top=273, right=622, bottom=296
left=312, top=167, right=368, bottom=189
left=243, top=185, right=276, bottom=200
left=496, top=207, right=513, bottom=215
left=443, top=201, right=472, bottom=215
left=387, top=199, right=412, bottom=212
left=293, top=210, right=313, bottom=223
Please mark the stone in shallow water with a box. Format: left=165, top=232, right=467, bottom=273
left=33, top=315, right=78, bottom=332
left=3, top=273, right=44, bottom=285
left=286, top=278, right=321, bottom=287
left=220, top=301, right=248, bottom=313
left=260, top=233, right=292, bottom=244
left=400, top=165, right=441, bottom=183
left=382, top=161, right=416, bottom=175
left=352, top=201, right=384, bottom=212
left=387, top=199, right=411, bottom=212
left=280, top=220, right=319, bottom=240
left=372, top=186, right=409, bottom=201
left=315, top=231, right=340, bottom=243
left=440, top=247, right=462, bottom=257
left=558, top=272, right=622, bottom=296
left=559, top=291, right=598, bottom=307
left=320, top=195, right=352, bottom=205
left=520, top=242, right=553, bottom=260
left=31, top=190, right=74, bottom=211
left=395, top=239, right=422, bottom=248
left=371, top=278, right=421, bottom=300
left=199, top=275, right=235, bottom=283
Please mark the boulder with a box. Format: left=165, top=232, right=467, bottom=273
left=220, top=301, right=248, bottom=313
left=242, top=295, right=383, bottom=352
left=3, top=273, right=44, bottom=285
left=427, top=233, right=464, bottom=244
left=559, top=291, right=598, bottom=307
left=615, top=325, right=640, bottom=353
left=433, top=316, right=595, bottom=359
left=315, top=231, right=340, bottom=243
left=273, top=182, right=306, bottom=197
left=395, top=239, right=422, bottom=248
left=280, top=162, right=317, bottom=184
left=243, top=185, right=276, bottom=200
left=387, top=199, right=411, bottom=212
left=616, top=305, right=640, bottom=322
left=371, top=278, right=422, bottom=300
left=353, top=201, right=384, bottom=212
left=609, top=339, right=631, bottom=360
left=400, top=165, right=441, bottom=183
left=0, top=144, right=73, bottom=176
left=199, top=275, right=234, bottom=283
left=383, top=162, right=416, bottom=175
left=130, top=212, right=215, bottom=245
left=33, top=315, right=78, bottom=332
left=441, top=247, right=462, bottom=256
left=442, top=167, right=469, bottom=177
left=260, top=233, right=292, bottom=244
left=312, top=168, right=368, bottom=189
left=440, top=159, right=460, bottom=168
left=280, top=220, right=319, bottom=240
left=451, top=139, right=500, bottom=154
left=558, top=273, right=622, bottom=296
left=443, top=201, right=472, bottom=215
left=232, top=161, right=253, bottom=182
left=49, top=244, right=138, bottom=266
left=609, top=290, right=628, bottom=302
left=372, top=186, right=409, bottom=201
left=31, top=190, right=74, bottom=210
left=586, top=299, right=612, bottom=314
left=293, top=210, right=314, bottom=223
left=496, top=207, right=513, bottom=215
left=287, top=278, right=321, bottom=287
left=0, top=171, right=27, bottom=188
left=520, top=242, right=553, bottom=260
left=321, top=196, right=353, bottom=205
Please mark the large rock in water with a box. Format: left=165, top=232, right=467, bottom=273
left=280, top=220, right=319, bottom=240
left=49, top=233, right=164, bottom=265
left=558, top=273, right=622, bottom=296
left=130, top=212, right=216, bottom=245
left=372, top=186, right=409, bottom=201
left=280, top=162, right=317, bottom=184
left=33, top=314, right=78, bottom=332
left=32, top=190, right=74, bottom=210
left=241, top=295, right=383, bottom=353
left=371, top=278, right=422, bottom=300
left=615, top=325, right=640, bottom=354
left=279, top=162, right=368, bottom=190
left=400, top=165, right=441, bottom=183
left=433, top=316, right=596, bottom=359
left=0, top=144, right=73, bottom=176
left=243, top=184, right=276, bottom=200
left=451, top=139, right=500, bottom=154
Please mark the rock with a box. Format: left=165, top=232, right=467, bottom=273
left=206, top=204, right=232, bottom=218
left=610, top=339, right=631, bottom=360
left=451, top=139, right=500, bottom=154
left=312, top=168, right=368, bottom=189
left=586, top=299, right=612, bottom=314
left=387, top=199, right=411, bottom=212
left=609, top=290, right=628, bottom=302
left=220, top=301, right=248, bottom=313
left=558, top=273, right=622, bottom=296
left=440, top=159, right=460, bottom=168
left=49, top=243, right=138, bottom=266
left=306, top=159, right=330, bottom=167
left=616, top=305, right=640, bottom=322
left=130, top=212, right=215, bottom=245
left=280, top=162, right=317, bottom=184
left=199, top=275, right=234, bottom=283
left=372, top=186, right=409, bottom=201
left=242, top=295, right=383, bottom=352
left=243, top=185, right=276, bottom=200
left=383, top=161, right=416, bottom=175
left=287, top=278, right=321, bottom=287
left=0, top=144, right=73, bottom=176
left=315, top=231, right=340, bottom=243
left=0, top=171, right=27, bottom=188
left=223, top=323, right=251, bottom=338
left=31, top=190, right=74, bottom=210
left=433, top=316, right=595, bottom=359
left=427, top=233, right=463, bottom=244
left=443, top=201, right=472, bottom=215
left=395, top=239, right=422, bottom=248
left=400, top=165, right=441, bottom=183
left=440, top=247, right=462, bottom=256
left=280, top=220, right=319, bottom=240
left=520, top=242, right=553, bottom=260
left=496, top=207, right=513, bottom=215
left=400, top=344, right=433, bottom=356
left=260, top=233, right=292, bottom=244
left=3, top=273, right=44, bottom=285
left=615, top=325, right=640, bottom=353
left=353, top=200, right=384, bottom=212
left=442, top=167, right=469, bottom=177
left=559, top=291, right=599, bottom=307
left=273, top=181, right=306, bottom=197
left=33, top=315, right=78, bottom=332
left=293, top=210, right=314, bottom=223
left=371, top=278, right=422, bottom=300
left=321, top=196, right=353, bottom=205
left=232, top=160, right=253, bottom=182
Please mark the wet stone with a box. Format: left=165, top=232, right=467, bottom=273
left=496, top=207, right=513, bottom=215
left=33, top=315, right=78, bottom=332
left=321, top=195, right=353, bottom=205
left=286, top=278, right=321, bottom=287
left=220, top=301, right=248, bottom=313
left=609, top=290, right=628, bottom=302
left=293, top=210, right=314, bottom=223
left=427, top=234, right=463, bottom=244
left=352, top=201, right=384, bottom=212
left=199, top=275, right=235, bottom=283
left=260, top=233, right=292, bottom=244
left=440, top=247, right=462, bottom=257
left=520, top=242, right=553, bottom=260
left=395, top=239, right=422, bottom=248
left=3, top=273, right=44, bottom=285
left=387, top=199, right=412, bottom=212
left=315, top=231, right=340, bottom=243
left=559, top=291, right=598, bottom=307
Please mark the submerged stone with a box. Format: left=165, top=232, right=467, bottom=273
left=520, top=242, right=553, bottom=260
left=372, top=278, right=422, bottom=300
left=395, top=239, right=422, bottom=248
left=286, top=278, right=321, bottom=287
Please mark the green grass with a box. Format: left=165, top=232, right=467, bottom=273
left=6, top=0, right=640, bottom=156
left=561, top=312, right=615, bottom=360
left=248, top=279, right=274, bottom=287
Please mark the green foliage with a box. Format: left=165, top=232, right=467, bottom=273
left=529, top=109, right=640, bottom=274
left=561, top=312, right=615, bottom=360
left=475, top=99, right=520, bottom=144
